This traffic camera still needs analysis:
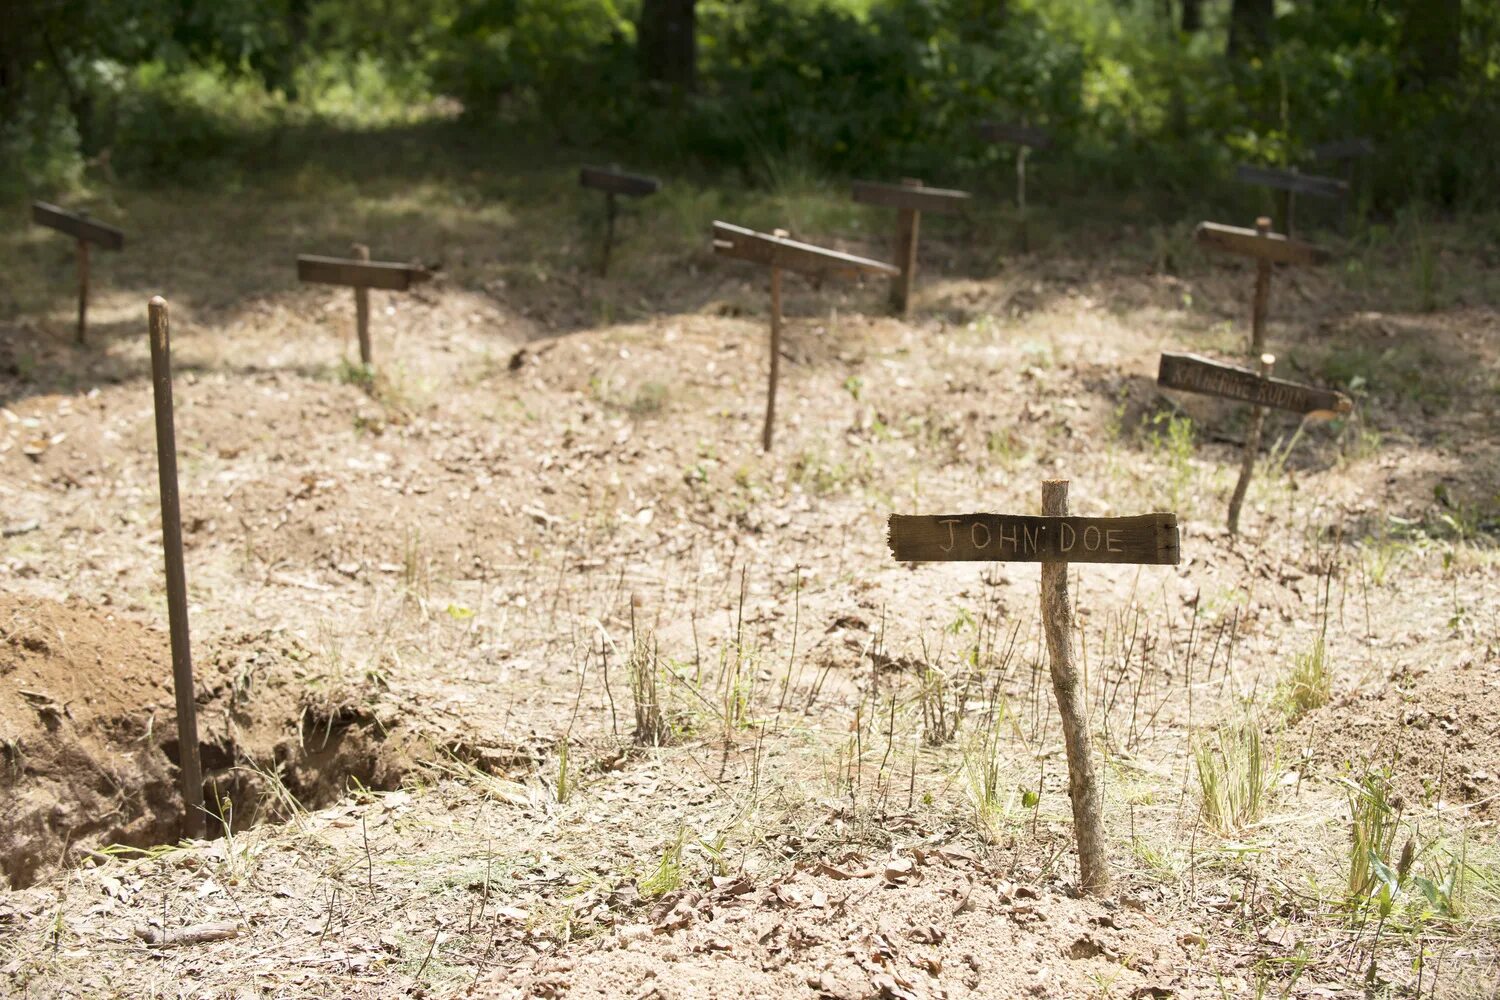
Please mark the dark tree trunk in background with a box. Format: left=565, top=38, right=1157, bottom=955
left=1182, top=0, right=1203, bottom=34
left=638, top=0, right=697, bottom=91
left=1400, top=0, right=1462, bottom=89
left=1227, top=0, right=1274, bottom=59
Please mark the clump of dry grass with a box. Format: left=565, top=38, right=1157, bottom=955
left=629, top=631, right=669, bottom=747
left=1194, top=715, right=1276, bottom=835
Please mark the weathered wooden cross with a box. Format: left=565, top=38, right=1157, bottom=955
left=1195, top=218, right=1330, bottom=355
left=712, top=221, right=898, bottom=451
left=1158, top=351, right=1353, bottom=534
left=32, top=201, right=126, bottom=345
left=889, top=482, right=1180, bottom=894
left=977, top=120, right=1053, bottom=252
left=851, top=178, right=971, bottom=316
left=1234, top=163, right=1348, bottom=238
left=580, top=165, right=662, bottom=276
left=296, top=249, right=431, bottom=367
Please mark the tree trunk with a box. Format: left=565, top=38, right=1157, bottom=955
left=1400, top=0, right=1461, bottom=90
left=1181, top=0, right=1203, bottom=34
left=637, top=0, right=697, bottom=91
left=1227, top=0, right=1274, bottom=60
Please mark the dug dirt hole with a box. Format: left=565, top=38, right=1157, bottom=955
left=0, top=595, right=412, bottom=889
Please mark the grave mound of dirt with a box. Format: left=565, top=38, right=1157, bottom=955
left=1293, top=656, right=1500, bottom=819
left=0, top=595, right=412, bottom=888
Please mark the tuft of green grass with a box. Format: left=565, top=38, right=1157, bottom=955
left=1146, top=411, right=1195, bottom=513
left=637, top=829, right=685, bottom=897
left=1344, top=768, right=1402, bottom=906
left=1193, top=716, right=1276, bottom=835
left=1275, top=637, right=1332, bottom=722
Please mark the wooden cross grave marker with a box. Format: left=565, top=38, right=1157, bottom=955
left=712, top=221, right=898, bottom=452
left=851, top=178, right=971, bottom=317
left=32, top=201, right=126, bottom=345
left=296, top=249, right=431, bottom=367
left=1158, top=351, right=1353, bottom=535
left=1194, top=218, right=1330, bottom=355
left=977, top=120, right=1053, bottom=253
left=889, top=482, right=1180, bottom=894
left=580, top=165, right=662, bottom=277
left=1233, top=163, right=1348, bottom=238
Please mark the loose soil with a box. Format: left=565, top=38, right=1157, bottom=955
left=0, top=142, right=1497, bottom=997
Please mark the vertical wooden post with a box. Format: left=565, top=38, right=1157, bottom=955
left=76, top=239, right=90, bottom=345
left=1227, top=353, right=1275, bottom=536
left=602, top=192, right=618, bottom=277
left=1040, top=479, right=1110, bottom=894
left=890, top=177, right=922, bottom=316
left=147, top=297, right=205, bottom=839
left=351, top=243, right=372, bottom=366
left=1282, top=169, right=1297, bottom=239
left=1250, top=217, right=1272, bottom=355
left=1016, top=147, right=1030, bottom=253
left=763, top=266, right=783, bottom=452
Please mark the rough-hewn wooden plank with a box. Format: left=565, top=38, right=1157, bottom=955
left=1234, top=164, right=1349, bottom=200
left=888, top=513, right=1179, bottom=565
left=32, top=202, right=125, bottom=250
left=977, top=121, right=1053, bottom=149
left=1194, top=221, right=1329, bottom=266
left=579, top=166, right=661, bottom=198
left=1158, top=352, right=1352, bottom=417
left=711, top=222, right=899, bottom=278
left=296, top=255, right=430, bottom=291
left=1310, top=137, right=1375, bottom=162
left=852, top=180, right=971, bottom=215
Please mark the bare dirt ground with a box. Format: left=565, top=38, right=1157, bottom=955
left=1, top=134, right=1498, bottom=998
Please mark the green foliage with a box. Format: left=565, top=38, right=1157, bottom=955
left=1194, top=716, right=1276, bottom=835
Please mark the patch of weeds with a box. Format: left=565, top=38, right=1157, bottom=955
left=637, top=829, right=685, bottom=897
left=628, top=380, right=669, bottom=417
left=842, top=374, right=864, bottom=402
left=960, top=697, right=1012, bottom=844
left=790, top=447, right=869, bottom=497
left=1194, top=716, right=1276, bottom=835
left=1146, top=411, right=1195, bottom=512
left=336, top=358, right=376, bottom=390
left=628, top=631, right=669, bottom=747
left=1343, top=768, right=1403, bottom=906
left=1275, top=637, right=1331, bottom=722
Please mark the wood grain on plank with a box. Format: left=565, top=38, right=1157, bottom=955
left=579, top=166, right=662, bottom=197
left=1234, top=164, right=1349, bottom=200
left=711, top=222, right=899, bottom=278
left=852, top=180, right=971, bottom=215
left=1194, top=221, right=1330, bottom=266
left=32, top=202, right=125, bottom=250
left=888, top=512, right=1179, bottom=565
left=296, top=255, right=430, bottom=291
left=1158, top=353, right=1352, bottom=416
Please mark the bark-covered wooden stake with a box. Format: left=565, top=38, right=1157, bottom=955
left=1250, top=217, right=1272, bottom=355
left=1039, top=479, right=1110, bottom=893
left=352, top=243, right=372, bottom=366
left=890, top=178, right=922, bottom=315
left=76, top=239, right=90, bottom=345
left=147, top=297, right=205, bottom=839
left=763, top=264, right=783, bottom=452
left=1227, top=353, right=1276, bottom=535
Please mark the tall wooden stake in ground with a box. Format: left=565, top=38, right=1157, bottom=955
left=888, top=487, right=1180, bottom=894
left=851, top=178, right=972, bottom=316
left=147, top=297, right=205, bottom=838
left=32, top=202, right=126, bottom=346
left=711, top=221, right=898, bottom=451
